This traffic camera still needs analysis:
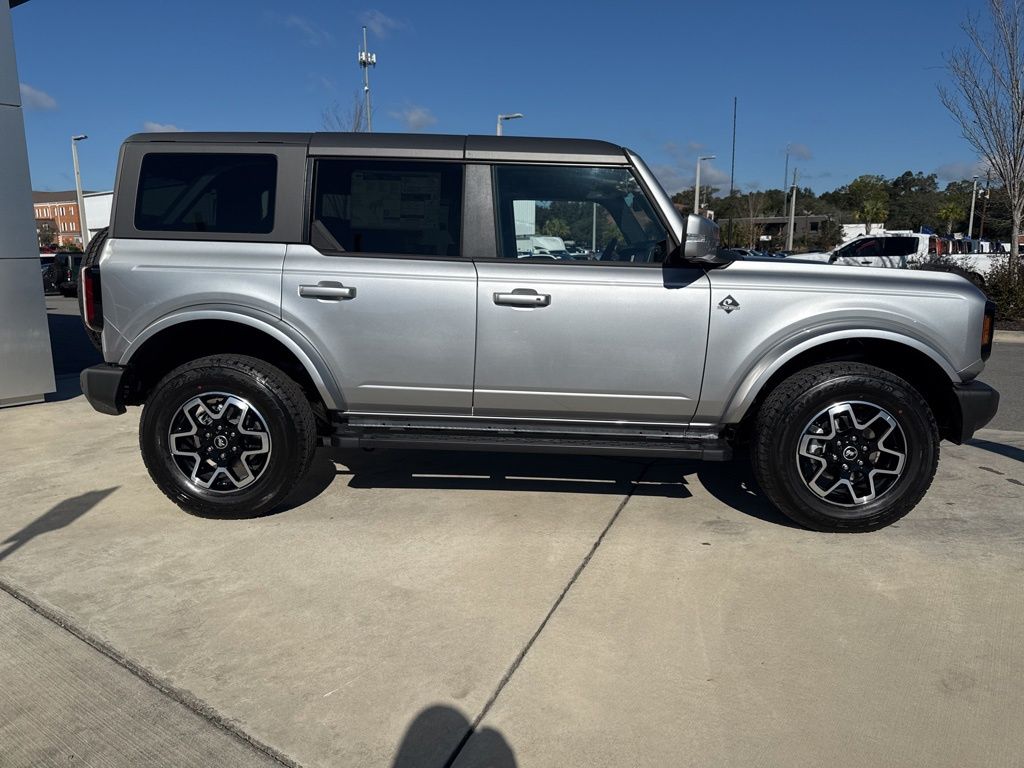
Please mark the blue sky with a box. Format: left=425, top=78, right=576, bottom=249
left=11, top=0, right=987, bottom=195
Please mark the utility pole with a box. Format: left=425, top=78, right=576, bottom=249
left=591, top=203, right=597, bottom=252
left=496, top=113, right=524, bottom=136
left=358, top=26, right=376, bottom=131
left=786, top=168, right=798, bottom=252
left=729, top=96, right=737, bottom=196
left=694, top=154, right=715, bottom=215
left=783, top=143, right=791, bottom=196
left=979, top=169, right=992, bottom=239
left=71, top=134, right=89, bottom=248
left=967, top=174, right=979, bottom=239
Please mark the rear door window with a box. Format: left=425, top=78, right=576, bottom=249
left=884, top=237, right=919, bottom=257
left=310, top=159, right=463, bottom=258
left=135, top=153, right=277, bottom=234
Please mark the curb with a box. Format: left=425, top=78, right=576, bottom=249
left=994, top=330, right=1024, bottom=343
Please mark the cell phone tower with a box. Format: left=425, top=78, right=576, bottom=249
left=358, top=25, right=376, bottom=132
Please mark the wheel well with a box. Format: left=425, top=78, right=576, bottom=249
left=737, top=339, right=961, bottom=443
left=124, top=320, right=327, bottom=415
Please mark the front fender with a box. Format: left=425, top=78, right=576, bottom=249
left=120, top=305, right=344, bottom=410
left=716, top=326, right=960, bottom=425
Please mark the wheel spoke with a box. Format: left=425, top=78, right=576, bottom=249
left=795, top=400, right=908, bottom=508
left=167, top=392, right=272, bottom=494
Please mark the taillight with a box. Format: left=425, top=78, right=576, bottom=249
left=82, top=265, right=103, bottom=332
left=981, top=300, right=995, bottom=361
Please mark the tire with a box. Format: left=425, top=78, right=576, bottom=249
left=139, top=354, right=318, bottom=518
left=78, top=228, right=108, bottom=352
left=752, top=362, right=939, bottom=532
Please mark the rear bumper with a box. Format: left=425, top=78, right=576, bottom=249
left=952, top=380, right=999, bottom=443
left=80, top=364, right=127, bottom=416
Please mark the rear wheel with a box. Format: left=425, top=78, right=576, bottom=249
left=752, top=362, right=939, bottom=532
left=140, top=354, right=317, bottom=518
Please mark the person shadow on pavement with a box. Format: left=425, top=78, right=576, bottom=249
left=391, top=705, right=516, bottom=768
left=0, top=488, right=117, bottom=563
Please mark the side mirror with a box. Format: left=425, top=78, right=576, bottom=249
left=683, top=214, right=721, bottom=262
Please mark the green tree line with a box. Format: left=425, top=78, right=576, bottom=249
left=673, top=171, right=1012, bottom=250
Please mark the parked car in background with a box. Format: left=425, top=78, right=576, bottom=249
left=516, top=234, right=572, bottom=258
left=52, top=251, right=83, bottom=297
left=39, top=254, right=58, bottom=295
left=789, top=232, right=996, bottom=289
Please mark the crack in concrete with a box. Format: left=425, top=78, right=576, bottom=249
left=442, top=460, right=653, bottom=768
left=0, top=575, right=301, bottom=768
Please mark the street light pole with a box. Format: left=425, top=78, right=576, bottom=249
left=786, top=168, right=798, bottom=252
left=967, top=174, right=979, bottom=239
left=693, top=155, right=715, bottom=214
left=496, top=113, right=524, bottom=136
left=979, top=169, right=992, bottom=239
left=783, top=143, right=791, bottom=195
left=71, top=134, right=89, bottom=248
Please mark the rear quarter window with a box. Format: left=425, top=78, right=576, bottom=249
left=134, top=153, right=277, bottom=234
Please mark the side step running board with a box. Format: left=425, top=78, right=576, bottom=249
left=325, top=426, right=732, bottom=461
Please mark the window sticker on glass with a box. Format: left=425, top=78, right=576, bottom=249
left=350, top=172, right=443, bottom=230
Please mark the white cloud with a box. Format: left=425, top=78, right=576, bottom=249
left=19, top=83, right=57, bottom=110
left=788, top=142, right=813, bottom=161
left=143, top=121, right=183, bottom=133
left=654, top=141, right=730, bottom=194
left=392, top=105, right=436, bottom=131
left=361, top=9, right=403, bottom=37
left=935, top=159, right=990, bottom=181
left=285, top=15, right=332, bottom=46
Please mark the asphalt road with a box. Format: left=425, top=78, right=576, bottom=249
left=977, top=337, right=1023, bottom=431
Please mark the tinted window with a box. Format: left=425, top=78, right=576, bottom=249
left=493, top=165, right=668, bottom=263
left=135, top=153, right=277, bottom=234
left=883, top=237, right=918, bottom=257
left=838, top=237, right=883, bottom=258
left=311, top=159, right=463, bottom=257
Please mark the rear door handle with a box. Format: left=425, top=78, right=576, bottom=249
left=299, top=282, right=356, bottom=300
left=493, top=289, right=551, bottom=307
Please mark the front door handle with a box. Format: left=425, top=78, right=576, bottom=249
left=493, top=289, right=551, bottom=307
left=299, top=282, right=356, bottom=300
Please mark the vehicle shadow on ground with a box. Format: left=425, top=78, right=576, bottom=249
left=967, top=438, right=1024, bottom=463
left=391, top=704, right=516, bottom=768
left=0, top=488, right=118, bottom=563
left=283, top=447, right=796, bottom=528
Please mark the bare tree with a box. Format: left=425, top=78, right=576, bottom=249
left=940, top=0, right=1024, bottom=280
left=322, top=91, right=366, bottom=132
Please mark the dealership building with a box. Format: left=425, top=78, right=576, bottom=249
left=1, top=0, right=54, bottom=406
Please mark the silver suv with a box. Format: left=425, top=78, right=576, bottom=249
left=79, top=132, right=999, bottom=532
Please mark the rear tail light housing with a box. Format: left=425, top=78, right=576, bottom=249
left=82, top=265, right=103, bottom=332
left=981, top=300, right=995, bottom=361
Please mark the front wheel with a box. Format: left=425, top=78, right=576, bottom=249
left=752, top=362, right=939, bottom=532
left=140, top=355, right=318, bottom=518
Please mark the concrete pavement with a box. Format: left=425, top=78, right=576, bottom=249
left=0, top=588, right=282, bottom=768
left=1, top=388, right=1022, bottom=767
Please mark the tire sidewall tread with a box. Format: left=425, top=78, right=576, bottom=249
left=752, top=362, right=939, bottom=532
left=139, top=354, right=317, bottom=518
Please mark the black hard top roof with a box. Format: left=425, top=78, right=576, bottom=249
left=123, top=132, right=629, bottom=164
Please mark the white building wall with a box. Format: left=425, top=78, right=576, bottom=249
left=0, top=2, right=56, bottom=404
left=83, top=191, right=113, bottom=241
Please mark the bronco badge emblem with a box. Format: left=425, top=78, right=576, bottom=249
left=718, top=295, right=740, bottom=313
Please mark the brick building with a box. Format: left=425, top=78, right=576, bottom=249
left=32, top=191, right=85, bottom=248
